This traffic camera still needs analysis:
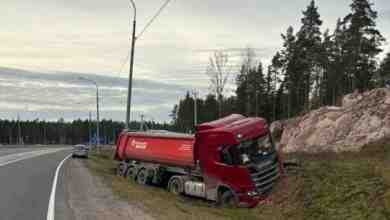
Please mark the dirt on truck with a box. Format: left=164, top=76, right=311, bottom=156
left=114, top=114, right=283, bottom=208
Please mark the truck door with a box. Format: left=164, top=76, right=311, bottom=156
left=214, top=146, right=253, bottom=192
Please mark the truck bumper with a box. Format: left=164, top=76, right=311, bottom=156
left=237, top=194, right=261, bottom=208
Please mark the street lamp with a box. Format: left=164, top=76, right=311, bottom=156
left=79, top=76, right=100, bottom=151
left=126, top=0, right=137, bottom=129
left=255, top=90, right=259, bottom=117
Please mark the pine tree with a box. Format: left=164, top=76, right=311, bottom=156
left=280, top=26, right=298, bottom=118
left=331, top=18, right=349, bottom=104
left=378, top=52, right=390, bottom=87
left=296, top=0, right=323, bottom=111
left=203, top=94, right=219, bottom=122
left=236, top=64, right=249, bottom=116
left=248, top=62, right=266, bottom=117
left=268, top=52, right=283, bottom=120
left=316, top=29, right=332, bottom=107
left=342, top=0, right=385, bottom=92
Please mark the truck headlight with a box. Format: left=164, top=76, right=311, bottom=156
left=247, top=191, right=258, bottom=196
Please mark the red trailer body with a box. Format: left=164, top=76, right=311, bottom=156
left=115, top=132, right=195, bottom=168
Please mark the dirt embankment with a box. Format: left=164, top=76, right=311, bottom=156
left=271, top=88, right=390, bottom=153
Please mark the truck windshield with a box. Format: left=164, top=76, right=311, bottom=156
left=220, top=134, right=275, bottom=166
left=235, top=134, right=275, bottom=165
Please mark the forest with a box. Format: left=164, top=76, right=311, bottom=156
left=0, top=119, right=173, bottom=145
left=171, top=0, right=390, bottom=132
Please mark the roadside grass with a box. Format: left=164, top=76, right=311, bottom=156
left=86, top=142, right=390, bottom=220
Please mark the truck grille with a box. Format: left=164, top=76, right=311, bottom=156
left=249, top=153, right=280, bottom=194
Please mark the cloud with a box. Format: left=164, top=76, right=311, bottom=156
left=0, top=67, right=190, bottom=122
left=0, top=66, right=189, bottom=91
left=383, top=10, right=390, bottom=20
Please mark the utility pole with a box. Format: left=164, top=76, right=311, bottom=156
left=17, top=114, right=22, bottom=145
left=246, top=76, right=251, bottom=117
left=140, top=114, right=145, bottom=131
left=126, top=0, right=137, bottom=130
left=88, top=111, right=92, bottom=146
left=255, top=90, right=259, bottom=117
left=96, top=85, right=100, bottom=151
left=125, top=0, right=172, bottom=129
left=8, top=127, right=12, bottom=144
left=150, top=117, right=155, bottom=130
left=78, top=77, right=100, bottom=152
left=43, top=126, right=47, bottom=145
left=192, top=90, right=198, bottom=126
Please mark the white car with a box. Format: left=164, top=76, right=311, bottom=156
left=72, top=144, right=89, bottom=158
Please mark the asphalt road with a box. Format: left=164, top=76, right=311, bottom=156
left=0, top=147, right=45, bottom=157
left=0, top=147, right=71, bottom=220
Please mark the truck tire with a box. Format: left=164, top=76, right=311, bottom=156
left=116, top=162, right=126, bottom=176
left=218, top=190, right=237, bottom=208
left=168, top=176, right=184, bottom=195
left=136, top=169, right=151, bottom=185
left=126, top=166, right=137, bottom=181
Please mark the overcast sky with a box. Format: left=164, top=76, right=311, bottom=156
left=1, top=0, right=390, bottom=122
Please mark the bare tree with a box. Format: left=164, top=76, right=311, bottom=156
left=206, top=50, right=232, bottom=117
left=241, top=47, right=256, bottom=116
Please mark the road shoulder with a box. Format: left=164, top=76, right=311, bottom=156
left=56, top=157, right=154, bottom=220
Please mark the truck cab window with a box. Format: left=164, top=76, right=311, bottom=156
left=221, top=148, right=233, bottom=165
left=220, top=146, right=242, bottom=165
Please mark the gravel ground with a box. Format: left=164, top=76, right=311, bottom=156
left=57, top=158, right=154, bottom=220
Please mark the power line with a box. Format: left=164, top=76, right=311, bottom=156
left=136, top=0, right=172, bottom=40
left=117, top=0, right=172, bottom=79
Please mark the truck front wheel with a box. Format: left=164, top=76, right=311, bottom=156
left=218, top=190, right=237, bottom=208
left=168, top=176, right=184, bottom=195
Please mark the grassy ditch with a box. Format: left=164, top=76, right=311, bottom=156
left=86, top=143, right=390, bottom=220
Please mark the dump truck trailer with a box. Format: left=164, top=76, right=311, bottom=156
left=115, top=114, right=282, bottom=207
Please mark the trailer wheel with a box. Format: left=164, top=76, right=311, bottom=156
left=168, top=176, right=184, bottom=195
left=136, top=169, right=151, bottom=185
left=116, top=162, right=126, bottom=176
left=126, top=166, right=137, bottom=181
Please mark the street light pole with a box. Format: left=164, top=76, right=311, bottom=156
left=79, top=77, right=100, bottom=152
left=96, top=85, right=100, bottom=149
left=88, top=111, right=92, bottom=146
left=126, top=0, right=137, bottom=130
left=192, top=90, right=198, bottom=126
left=255, top=90, right=259, bottom=117
left=17, top=113, right=22, bottom=145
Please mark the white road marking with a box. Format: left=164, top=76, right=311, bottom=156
left=0, top=148, right=69, bottom=167
left=47, top=153, right=72, bottom=220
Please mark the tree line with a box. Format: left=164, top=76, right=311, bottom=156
left=0, top=118, right=174, bottom=145
left=171, top=0, right=390, bottom=132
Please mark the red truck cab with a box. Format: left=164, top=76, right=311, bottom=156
left=115, top=114, right=282, bottom=208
